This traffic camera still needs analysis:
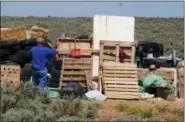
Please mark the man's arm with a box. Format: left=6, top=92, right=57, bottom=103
left=46, top=48, right=56, bottom=57
left=46, top=41, right=60, bottom=60
left=47, top=42, right=55, bottom=49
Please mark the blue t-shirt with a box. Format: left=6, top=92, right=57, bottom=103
left=29, top=46, right=56, bottom=70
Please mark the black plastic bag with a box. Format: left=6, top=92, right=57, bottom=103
left=61, top=82, right=84, bottom=98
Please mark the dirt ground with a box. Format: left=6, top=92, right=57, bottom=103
left=178, top=69, right=184, bottom=98
left=85, top=98, right=184, bottom=121
left=85, top=69, right=185, bottom=121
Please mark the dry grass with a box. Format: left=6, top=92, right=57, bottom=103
left=139, top=107, right=153, bottom=118
left=114, top=102, right=130, bottom=112
left=155, top=104, right=169, bottom=113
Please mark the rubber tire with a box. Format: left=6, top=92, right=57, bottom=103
left=50, top=67, right=60, bottom=78
left=47, top=78, right=60, bottom=84
left=54, top=60, right=63, bottom=70
left=20, top=65, right=32, bottom=82
left=47, top=82, right=59, bottom=88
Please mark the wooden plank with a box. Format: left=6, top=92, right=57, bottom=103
left=59, top=51, right=92, bottom=56
left=103, top=70, right=137, bottom=74
left=58, top=49, right=99, bottom=54
left=131, top=45, right=135, bottom=64
left=105, top=93, right=139, bottom=99
left=103, top=49, right=131, bottom=54
left=103, top=67, right=137, bottom=70
left=63, top=63, right=91, bottom=67
left=60, top=82, right=87, bottom=87
left=103, top=74, right=137, bottom=78
left=63, top=65, right=91, bottom=69
left=104, top=81, right=138, bottom=85
left=105, top=88, right=138, bottom=92
left=104, top=77, right=138, bottom=81
left=103, top=55, right=116, bottom=61
left=116, top=44, right=119, bottom=62
left=62, top=71, right=85, bottom=75
left=64, top=58, right=92, bottom=62
left=105, top=85, right=138, bottom=88
left=100, top=41, right=135, bottom=47
left=61, top=77, right=86, bottom=81
left=106, top=91, right=140, bottom=96
left=102, top=62, right=137, bottom=67
left=100, top=43, right=104, bottom=65
left=103, top=50, right=116, bottom=54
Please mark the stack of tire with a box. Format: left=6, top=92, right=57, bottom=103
left=0, top=39, right=63, bottom=87
left=47, top=60, right=62, bottom=88
left=0, top=39, right=37, bottom=82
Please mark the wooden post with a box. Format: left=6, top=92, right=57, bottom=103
left=74, top=39, right=76, bottom=49
left=172, top=50, right=177, bottom=67
left=131, top=45, right=136, bottom=64
left=100, top=42, right=104, bottom=66
left=116, top=44, right=119, bottom=62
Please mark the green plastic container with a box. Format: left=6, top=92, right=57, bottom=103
left=46, top=87, right=60, bottom=98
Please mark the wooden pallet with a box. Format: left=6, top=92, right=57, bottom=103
left=0, top=64, right=20, bottom=89
left=60, top=58, right=92, bottom=89
left=56, top=39, right=99, bottom=58
left=100, top=41, right=136, bottom=66
left=102, top=62, right=140, bottom=99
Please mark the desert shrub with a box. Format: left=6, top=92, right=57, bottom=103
left=155, top=104, right=169, bottom=113
left=170, top=107, right=184, bottom=118
left=115, top=102, right=130, bottom=112
left=86, top=104, right=98, bottom=119
left=144, top=117, right=163, bottom=122
left=1, top=108, right=34, bottom=121
left=127, top=106, right=140, bottom=115
left=139, top=107, right=153, bottom=118
left=1, top=83, right=17, bottom=113
left=93, top=103, right=101, bottom=109
left=166, top=117, right=182, bottom=122
left=56, top=116, right=81, bottom=121
left=111, top=115, right=141, bottom=121
left=1, top=83, right=97, bottom=121
left=0, top=82, right=98, bottom=121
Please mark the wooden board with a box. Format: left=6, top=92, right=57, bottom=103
left=56, top=39, right=93, bottom=52
left=100, top=41, right=136, bottom=65
left=105, top=91, right=140, bottom=99
left=60, top=58, right=92, bottom=89
left=102, top=63, right=139, bottom=100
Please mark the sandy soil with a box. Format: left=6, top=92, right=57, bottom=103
left=85, top=98, right=184, bottom=121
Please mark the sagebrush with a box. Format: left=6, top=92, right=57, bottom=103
left=0, top=82, right=98, bottom=121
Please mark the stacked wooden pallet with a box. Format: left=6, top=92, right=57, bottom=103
left=0, top=64, right=20, bottom=89
left=60, top=58, right=92, bottom=89
left=56, top=39, right=99, bottom=58
left=100, top=41, right=136, bottom=66
left=102, top=62, right=140, bottom=99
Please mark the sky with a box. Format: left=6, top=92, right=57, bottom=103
left=1, top=2, right=184, bottom=18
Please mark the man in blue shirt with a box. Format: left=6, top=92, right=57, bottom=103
left=29, top=37, right=56, bottom=89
